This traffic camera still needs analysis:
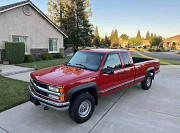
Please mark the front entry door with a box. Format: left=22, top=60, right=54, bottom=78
left=99, top=53, right=125, bottom=96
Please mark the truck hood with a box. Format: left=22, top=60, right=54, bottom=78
left=31, top=65, right=97, bottom=86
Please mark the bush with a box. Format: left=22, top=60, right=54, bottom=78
left=41, top=53, right=52, bottom=60
left=155, top=49, right=161, bottom=52
left=161, top=48, right=166, bottom=52
left=24, top=55, right=35, bottom=63
left=148, top=48, right=154, bottom=52
left=36, top=58, right=43, bottom=61
left=55, top=53, right=63, bottom=58
left=5, top=42, right=25, bottom=64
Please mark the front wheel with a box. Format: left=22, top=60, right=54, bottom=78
left=68, top=93, right=95, bottom=123
left=141, top=73, right=153, bottom=90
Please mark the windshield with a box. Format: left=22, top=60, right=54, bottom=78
left=68, top=51, right=105, bottom=71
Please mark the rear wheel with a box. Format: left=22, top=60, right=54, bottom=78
left=68, top=93, right=95, bottom=123
left=141, top=73, right=153, bottom=90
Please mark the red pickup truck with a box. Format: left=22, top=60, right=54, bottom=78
left=29, top=49, right=160, bottom=123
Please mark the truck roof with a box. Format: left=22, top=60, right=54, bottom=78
left=80, top=49, right=128, bottom=53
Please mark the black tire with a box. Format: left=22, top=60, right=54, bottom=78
left=141, top=73, right=153, bottom=90
left=68, top=93, right=95, bottom=123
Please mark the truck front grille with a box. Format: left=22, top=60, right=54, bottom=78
left=33, top=79, right=48, bottom=89
left=30, top=80, right=48, bottom=97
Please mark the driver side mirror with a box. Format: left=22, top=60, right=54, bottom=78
left=101, top=68, right=114, bottom=74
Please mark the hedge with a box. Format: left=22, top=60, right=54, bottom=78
left=5, top=42, right=25, bottom=64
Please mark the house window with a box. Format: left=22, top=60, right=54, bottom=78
left=49, top=39, right=57, bottom=52
left=12, top=36, right=28, bottom=53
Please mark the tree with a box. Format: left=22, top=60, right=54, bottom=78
left=104, top=33, right=111, bottom=47
left=146, top=31, right=150, bottom=40
left=114, top=29, right=119, bottom=45
left=128, top=38, right=142, bottom=47
left=92, top=36, right=100, bottom=47
left=47, top=0, right=68, bottom=26
left=110, top=29, right=119, bottom=47
left=136, top=30, right=141, bottom=39
left=58, top=0, right=93, bottom=48
left=120, top=34, right=129, bottom=40
left=110, top=30, right=115, bottom=46
left=94, top=26, right=99, bottom=37
left=150, top=36, right=163, bottom=49
left=150, top=33, right=154, bottom=38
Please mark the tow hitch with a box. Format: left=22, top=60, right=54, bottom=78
left=44, top=106, right=49, bottom=110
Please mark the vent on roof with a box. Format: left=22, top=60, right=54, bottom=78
left=23, top=5, right=31, bottom=16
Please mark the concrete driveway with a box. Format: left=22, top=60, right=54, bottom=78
left=0, top=65, right=180, bottom=133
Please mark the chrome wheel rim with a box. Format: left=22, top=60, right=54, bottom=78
left=78, top=100, right=91, bottom=118
left=147, top=77, right=151, bottom=86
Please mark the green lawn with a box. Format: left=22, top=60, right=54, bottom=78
left=17, top=57, right=72, bottom=70
left=132, top=54, right=180, bottom=65
left=0, top=76, right=29, bottom=112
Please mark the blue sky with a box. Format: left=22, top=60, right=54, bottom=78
left=0, top=0, right=180, bottom=38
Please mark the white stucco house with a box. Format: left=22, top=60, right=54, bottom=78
left=0, top=0, right=68, bottom=62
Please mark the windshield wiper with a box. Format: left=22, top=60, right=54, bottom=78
left=76, top=63, right=87, bottom=69
left=64, top=62, right=71, bottom=66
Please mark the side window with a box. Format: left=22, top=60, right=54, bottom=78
left=103, top=53, right=122, bottom=70
left=121, top=52, right=131, bottom=68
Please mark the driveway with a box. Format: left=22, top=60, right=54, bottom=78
left=0, top=65, right=180, bottom=133
left=131, top=50, right=180, bottom=61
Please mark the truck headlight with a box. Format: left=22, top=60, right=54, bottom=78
left=48, top=86, right=64, bottom=93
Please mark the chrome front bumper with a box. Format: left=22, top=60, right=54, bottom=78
left=28, top=86, right=70, bottom=110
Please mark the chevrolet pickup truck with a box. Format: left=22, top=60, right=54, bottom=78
left=28, top=49, right=160, bottom=123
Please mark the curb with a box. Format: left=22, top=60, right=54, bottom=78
left=0, top=68, right=35, bottom=76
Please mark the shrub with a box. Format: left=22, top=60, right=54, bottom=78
left=161, top=48, right=166, bottom=52
left=148, top=48, right=153, bottom=52
left=155, top=49, right=161, bottom=52
left=24, top=55, right=35, bottom=63
left=41, top=53, right=52, bottom=60
left=36, top=58, right=43, bottom=61
left=55, top=53, right=63, bottom=58
left=5, top=42, right=25, bottom=64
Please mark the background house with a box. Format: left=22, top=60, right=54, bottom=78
left=163, top=34, right=180, bottom=50
left=0, top=0, right=68, bottom=63
left=119, top=38, right=128, bottom=48
left=142, top=40, right=150, bottom=48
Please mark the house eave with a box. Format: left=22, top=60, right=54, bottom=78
left=0, top=1, right=68, bottom=38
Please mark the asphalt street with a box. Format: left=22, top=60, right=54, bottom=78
left=131, top=50, right=180, bottom=61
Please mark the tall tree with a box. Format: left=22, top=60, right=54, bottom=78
left=136, top=30, right=141, bottom=39
left=146, top=31, right=150, bottom=40
left=151, top=33, right=154, bottom=38
left=114, top=29, right=119, bottom=45
left=104, top=33, right=111, bottom=47
left=58, top=0, right=93, bottom=48
left=110, top=30, right=115, bottom=46
left=94, top=26, right=99, bottom=37
left=120, top=34, right=129, bottom=40
left=47, top=0, right=68, bottom=26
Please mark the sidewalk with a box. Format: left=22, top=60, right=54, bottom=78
left=0, top=64, right=34, bottom=82
left=0, top=64, right=34, bottom=76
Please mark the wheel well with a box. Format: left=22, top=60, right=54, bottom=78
left=69, top=87, right=98, bottom=105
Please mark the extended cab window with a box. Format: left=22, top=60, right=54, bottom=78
left=121, top=52, right=131, bottom=68
left=103, top=53, right=122, bottom=70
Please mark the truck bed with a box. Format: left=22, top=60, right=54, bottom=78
left=132, top=57, right=154, bottom=64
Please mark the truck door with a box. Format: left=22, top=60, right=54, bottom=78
left=99, top=53, right=126, bottom=96
left=120, top=52, right=135, bottom=86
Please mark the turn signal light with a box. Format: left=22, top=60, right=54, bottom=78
left=59, top=96, right=65, bottom=101
left=59, top=88, right=64, bottom=93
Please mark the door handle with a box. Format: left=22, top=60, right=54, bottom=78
left=121, top=72, right=125, bottom=75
